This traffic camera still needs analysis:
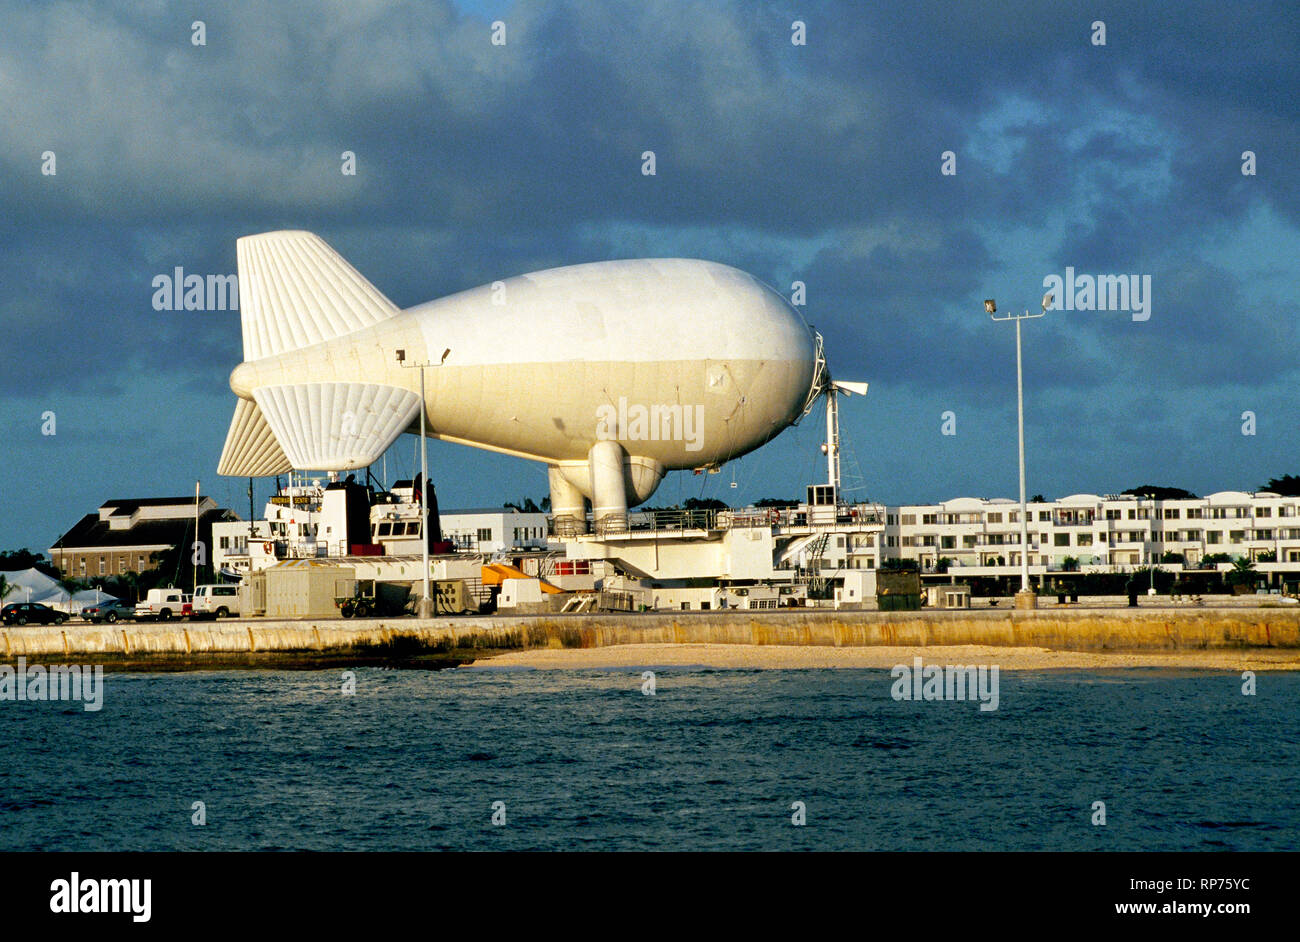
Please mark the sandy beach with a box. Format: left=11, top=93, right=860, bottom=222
left=470, top=643, right=1300, bottom=671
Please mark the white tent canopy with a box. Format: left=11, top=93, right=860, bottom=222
left=0, top=567, right=72, bottom=609
left=69, top=588, right=120, bottom=613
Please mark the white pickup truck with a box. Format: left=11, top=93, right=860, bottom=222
left=134, top=588, right=192, bottom=622
left=191, top=584, right=241, bottom=619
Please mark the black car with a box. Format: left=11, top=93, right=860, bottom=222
left=1, top=602, right=67, bottom=626
left=80, top=599, right=133, bottom=624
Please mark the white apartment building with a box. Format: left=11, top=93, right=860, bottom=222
left=882, top=491, right=1300, bottom=574
left=437, top=507, right=551, bottom=555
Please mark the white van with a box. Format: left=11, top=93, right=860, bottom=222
left=192, top=584, right=241, bottom=619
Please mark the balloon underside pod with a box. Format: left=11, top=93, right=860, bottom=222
left=548, top=465, right=589, bottom=535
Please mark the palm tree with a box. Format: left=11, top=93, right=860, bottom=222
left=0, top=574, right=14, bottom=604
left=119, top=570, right=143, bottom=604
left=1227, top=557, right=1258, bottom=592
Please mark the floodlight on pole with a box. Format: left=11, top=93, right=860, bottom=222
left=989, top=296, right=1046, bottom=608
left=396, top=348, right=449, bottom=619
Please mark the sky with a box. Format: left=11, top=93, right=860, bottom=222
left=2, top=0, right=1299, bottom=552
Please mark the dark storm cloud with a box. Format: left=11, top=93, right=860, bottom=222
left=0, top=0, right=1297, bottom=546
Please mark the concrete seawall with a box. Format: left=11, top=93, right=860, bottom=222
left=5, top=608, right=1300, bottom=659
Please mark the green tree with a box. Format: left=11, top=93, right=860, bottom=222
left=504, top=497, right=542, bottom=512
left=684, top=497, right=728, bottom=510
left=1121, top=485, right=1198, bottom=500
left=102, top=570, right=143, bottom=604
left=1261, top=475, right=1300, bottom=496
left=0, top=548, right=60, bottom=580
left=1226, top=557, right=1259, bottom=588
left=880, top=558, right=919, bottom=572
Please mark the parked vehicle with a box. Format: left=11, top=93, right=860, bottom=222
left=2, top=602, right=67, bottom=626
left=334, top=578, right=412, bottom=618
left=191, top=584, right=241, bottom=619
left=80, top=599, right=133, bottom=624
left=134, top=588, right=192, bottom=621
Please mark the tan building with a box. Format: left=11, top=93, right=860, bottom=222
left=50, top=497, right=236, bottom=580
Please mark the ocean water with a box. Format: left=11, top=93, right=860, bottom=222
left=1, top=666, right=1296, bottom=851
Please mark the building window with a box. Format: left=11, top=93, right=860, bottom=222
left=477, top=528, right=492, bottom=542
left=99, top=558, right=106, bottom=575
left=986, top=512, right=1002, bottom=523
left=1229, top=531, right=1245, bottom=544
left=220, top=536, right=230, bottom=549
left=1256, top=507, right=1272, bottom=517
left=1163, top=509, right=1180, bottom=519
left=1207, top=531, right=1222, bottom=544
left=900, top=514, right=915, bottom=525
left=1054, top=534, right=1070, bottom=546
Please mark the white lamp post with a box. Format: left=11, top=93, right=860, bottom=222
left=987, top=294, right=1050, bottom=609
left=397, top=347, right=449, bottom=618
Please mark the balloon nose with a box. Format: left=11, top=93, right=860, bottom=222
left=230, top=361, right=256, bottom=398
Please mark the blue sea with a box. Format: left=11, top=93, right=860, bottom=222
left=1, top=667, right=1296, bottom=851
